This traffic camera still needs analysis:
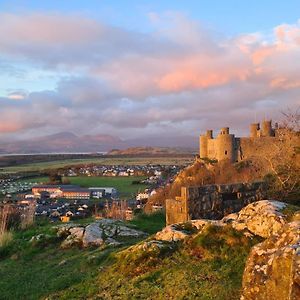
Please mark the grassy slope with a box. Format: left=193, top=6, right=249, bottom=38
left=68, top=176, right=148, bottom=199
left=0, top=214, right=260, bottom=300
left=0, top=213, right=165, bottom=300
left=50, top=225, right=260, bottom=300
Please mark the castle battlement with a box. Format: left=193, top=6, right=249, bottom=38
left=199, top=120, right=277, bottom=163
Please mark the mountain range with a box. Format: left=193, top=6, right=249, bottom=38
left=0, top=132, right=198, bottom=154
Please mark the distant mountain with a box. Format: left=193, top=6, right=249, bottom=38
left=108, top=147, right=196, bottom=156
left=0, top=132, right=125, bottom=154
left=0, top=132, right=198, bottom=154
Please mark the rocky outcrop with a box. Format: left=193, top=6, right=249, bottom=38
left=155, top=224, right=192, bottom=242
left=153, top=200, right=300, bottom=300
left=242, top=221, right=300, bottom=300
left=156, top=200, right=293, bottom=242
left=56, top=219, right=147, bottom=249
left=229, top=200, right=287, bottom=238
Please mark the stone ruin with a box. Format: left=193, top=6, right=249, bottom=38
left=166, top=181, right=265, bottom=225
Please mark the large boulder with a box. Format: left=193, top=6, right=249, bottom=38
left=56, top=219, right=148, bottom=248
left=82, top=223, right=104, bottom=247
left=228, top=200, right=288, bottom=238
left=242, top=221, right=300, bottom=300
left=155, top=225, right=190, bottom=242
left=155, top=222, right=199, bottom=242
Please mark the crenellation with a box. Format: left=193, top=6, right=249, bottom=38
left=199, top=120, right=277, bottom=162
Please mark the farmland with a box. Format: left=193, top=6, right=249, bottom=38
left=0, top=156, right=193, bottom=174
left=67, top=176, right=149, bottom=199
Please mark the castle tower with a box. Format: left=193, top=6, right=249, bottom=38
left=250, top=123, right=260, bottom=138
left=216, top=127, right=235, bottom=162
left=199, top=130, right=213, bottom=158
left=261, top=120, right=273, bottom=137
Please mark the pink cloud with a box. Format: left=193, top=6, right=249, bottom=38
left=0, top=12, right=299, bottom=140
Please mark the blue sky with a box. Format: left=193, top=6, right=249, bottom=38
left=0, top=0, right=299, bottom=143
left=1, top=0, right=300, bottom=34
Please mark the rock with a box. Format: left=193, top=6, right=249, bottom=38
left=29, top=234, right=51, bottom=243
left=82, top=223, right=104, bottom=247
left=242, top=221, right=300, bottom=300
left=59, top=226, right=85, bottom=249
left=155, top=224, right=191, bottom=242
left=117, top=225, right=147, bottom=238
left=56, top=224, right=83, bottom=238
left=128, top=240, right=177, bottom=257
left=105, top=238, right=121, bottom=247
left=58, top=259, right=67, bottom=266
left=69, top=227, right=84, bottom=239
left=56, top=219, right=147, bottom=248
left=61, top=233, right=82, bottom=249
left=230, top=200, right=287, bottom=238
left=191, top=219, right=223, bottom=230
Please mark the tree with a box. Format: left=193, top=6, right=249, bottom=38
left=263, top=108, right=300, bottom=200
left=48, top=172, right=62, bottom=184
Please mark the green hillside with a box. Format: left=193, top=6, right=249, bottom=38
left=0, top=213, right=260, bottom=300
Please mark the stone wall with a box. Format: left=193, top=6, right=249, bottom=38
left=166, top=182, right=266, bottom=225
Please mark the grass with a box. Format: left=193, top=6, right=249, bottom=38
left=0, top=214, right=260, bottom=300
left=49, top=224, right=261, bottom=300
left=67, top=176, right=149, bottom=199
left=129, top=211, right=166, bottom=234
left=17, top=176, right=49, bottom=184
left=0, top=212, right=165, bottom=300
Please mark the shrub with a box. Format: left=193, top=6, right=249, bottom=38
left=0, top=231, right=13, bottom=248
left=0, top=231, right=13, bottom=258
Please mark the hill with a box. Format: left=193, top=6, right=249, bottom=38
left=0, top=133, right=198, bottom=155
left=1, top=201, right=299, bottom=300
left=108, top=146, right=195, bottom=156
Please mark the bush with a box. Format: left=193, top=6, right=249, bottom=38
left=0, top=231, right=13, bottom=248
left=0, top=231, right=13, bottom=258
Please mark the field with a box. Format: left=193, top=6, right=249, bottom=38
left=0, top=156, right=193, bottom=174
left=67, top=176, right=149, bottom=199
left=13, top=176, right=149, bottom=199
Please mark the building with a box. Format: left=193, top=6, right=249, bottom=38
left=32, top=185, right=90, bottom=199
left=89, top=188, right=106, bottom=198
left=32, top=185, right=78, bottom=195
left=89, top=187, right=118, bottom=197
left=166, top=182, right=265, bottom=225
left=61, top=188, right=91, bottom=199
left=199, top=120, right=278, bottom=163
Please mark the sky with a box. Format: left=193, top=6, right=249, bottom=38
left=0, top=0, right=300, bottom=143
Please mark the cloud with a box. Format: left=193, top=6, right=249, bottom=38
left=0, top=12, right=299, bottom=143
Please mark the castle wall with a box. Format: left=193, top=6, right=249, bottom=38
left=238, top=137, right=277, bottom=161
left=166, top=182, right=266, bottom=225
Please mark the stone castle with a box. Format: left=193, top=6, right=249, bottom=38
left=199, top=120, right=278, bottom=163
left=165, top=120, right=281, bottom=225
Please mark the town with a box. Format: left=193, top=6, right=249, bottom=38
left=0, top=163, right=187, bottom=222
